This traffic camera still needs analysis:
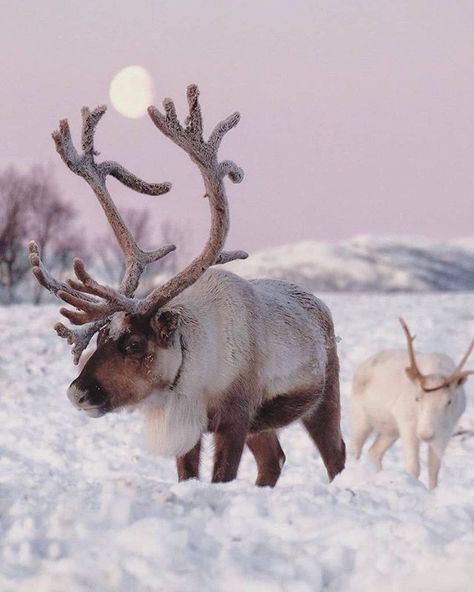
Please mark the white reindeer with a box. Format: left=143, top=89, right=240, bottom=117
left=29, top=85, right=346, bottom=486
left=351, top=319, right=473, bottom=488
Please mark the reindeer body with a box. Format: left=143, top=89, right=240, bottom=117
left=71, top=268, right=345, bottom=484
left=145, top=267, right=337, bottom=446
left=30, top=84, right=346, bottom=486
left=352, top=348, right=468, bottom=489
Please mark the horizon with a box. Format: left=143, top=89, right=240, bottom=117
left=2, top=0, right=474, bottom=258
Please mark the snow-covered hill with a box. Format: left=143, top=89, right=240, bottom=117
left=226, top=236, right=474, bottom=292
left=1, top=293, right=473, bottom=591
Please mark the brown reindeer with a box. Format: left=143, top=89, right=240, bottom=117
left=29, top=85, right=345, bottom=486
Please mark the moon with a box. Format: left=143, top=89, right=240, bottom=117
left=109, top=66, right=154, bottom=119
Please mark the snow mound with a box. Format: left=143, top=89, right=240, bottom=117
left=1, top=293, right=473, bottom=591
left=226, top=236, right=474, bottom=292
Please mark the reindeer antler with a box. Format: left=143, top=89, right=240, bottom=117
left=53, top=84, right=247, bottom=326
left=399, top=318, right=474, bottom=392
left=421, top=339, right=474, bottom=392
left=31, top=85, right=247, bottom=361
left=140, top=84, right=246, bottom=313
left=29, top=105, right=176, bottom=361
left=399, top=318, right=425, bottom=383
left=52, top=105, right=175, bottom=299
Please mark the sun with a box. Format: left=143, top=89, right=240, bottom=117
left=109, top=65, right=154, bottom=119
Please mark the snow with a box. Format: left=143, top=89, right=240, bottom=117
left=226, top=236, right=474, bottom=293
left=1, top=293, right=473, bottom=591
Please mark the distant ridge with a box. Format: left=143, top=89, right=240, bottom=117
left=225, top=236, right=474, bottom=293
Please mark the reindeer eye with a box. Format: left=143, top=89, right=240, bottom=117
left=415, top=396, right=421, bottom=402
left=447, top=400, right=452, bottom=406
left=125, top=338, right=145, bottom=356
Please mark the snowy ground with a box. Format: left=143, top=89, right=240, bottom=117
left=1, top=293, right=473, bottom=591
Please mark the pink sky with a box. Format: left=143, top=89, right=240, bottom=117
left=1, top=1, right=473, bottom=256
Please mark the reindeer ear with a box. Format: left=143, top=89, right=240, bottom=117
left=151, top=310, right=181, bottom=345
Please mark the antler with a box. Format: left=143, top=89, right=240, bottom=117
left=399, top=318, right=425, bottom=382
left=31, top=85, right=247, bottom=361
left=30, top=105, right=176, bottom=361
left=422, top=339, right=474, bottom=392
left=28, top=241, right=96, bottom=304
left=60, top=84, right=247, bottom=324
left=52, top=105, right=175, bottom=299
left=140, top=84, right=246, bottom=313
left=28, top=240, right=106, bottom=364
left=399, top=318, right=473, bottom=392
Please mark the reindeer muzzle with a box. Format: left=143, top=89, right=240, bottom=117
left=67, top=382, right=109, bottom=418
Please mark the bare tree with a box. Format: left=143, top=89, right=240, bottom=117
left=0, top=168, right=33, bottom=302
left=0, top=165, right=86, bottom=303
left=158, top=219, right=188, bottom=277
left=96, top=208, right=188, bottom=293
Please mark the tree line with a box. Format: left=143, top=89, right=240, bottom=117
left=0, top=165, right=185, bottom=304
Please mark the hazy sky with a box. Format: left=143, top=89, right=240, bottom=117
left=1, top=0, right=473, bottom=257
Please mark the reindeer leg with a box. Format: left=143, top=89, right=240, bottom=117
left=399, top=427, right=420, bottom=480
left=368, top=433, right=398, bottom=469
left=350, top=404, right=372, bottom=460
left=212, top=428, right=248, bottom=483
left=428, top=442, right=447, bottom=489
left=176, top=438, right=201, bottom=481
left=209, top=384, right=255, bottom=484
left=302, top=351, right=345, bottom=481
left=303, top=400, right=346, bottom=481
left=246, top=431, right=286, bottom=487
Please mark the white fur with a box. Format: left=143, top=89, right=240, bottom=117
left=109, top=312, right=129, bottom=340
left=351, top=350, right=467, bottom=488
left=141, top=391, right=207, bottom=457
left=137, top=270, right=335, bottom=457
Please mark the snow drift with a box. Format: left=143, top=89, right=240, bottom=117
left=226, top=236, right=474, bottom=293
left=1, top=292, right=473, bottom=591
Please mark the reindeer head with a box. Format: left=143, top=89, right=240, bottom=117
left=67, top=310, right=185, bottom=416
left=29, top=85, right=246, bottom=417
left=399, top=318, right=473, bottom=441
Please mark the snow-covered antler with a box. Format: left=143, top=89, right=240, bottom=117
left=29, top=105, right=175, bottom=361
left=28, top=241, right=96, bottom=304
left=30, top=85, right=247, bottom=360
left=52, top=105, right=175, bottom=300
left=140, top=84, right=246, bottom=314
left=28, top=240, right=106, bottom=364
left=54, top=85, right=247, bottom=322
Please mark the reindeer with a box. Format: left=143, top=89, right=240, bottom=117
left=351, top=318, right=473, bottom=488
left=29, top=85, right=345, bottom=486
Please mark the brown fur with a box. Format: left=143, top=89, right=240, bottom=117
left=249, top=389, right=322, bottom=433
left=177, top=431, right=286, bottom=487
left=71, top=314, right=181, bottom=411
left=246, top=431, right=286, bottom=487
left=207, top=378, right=253, bottom=483
left=204, top=348, right=344, bottom=483
left=176, top=439, right=202, bottom=481
left=302, top=344, right=345, bottom=480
